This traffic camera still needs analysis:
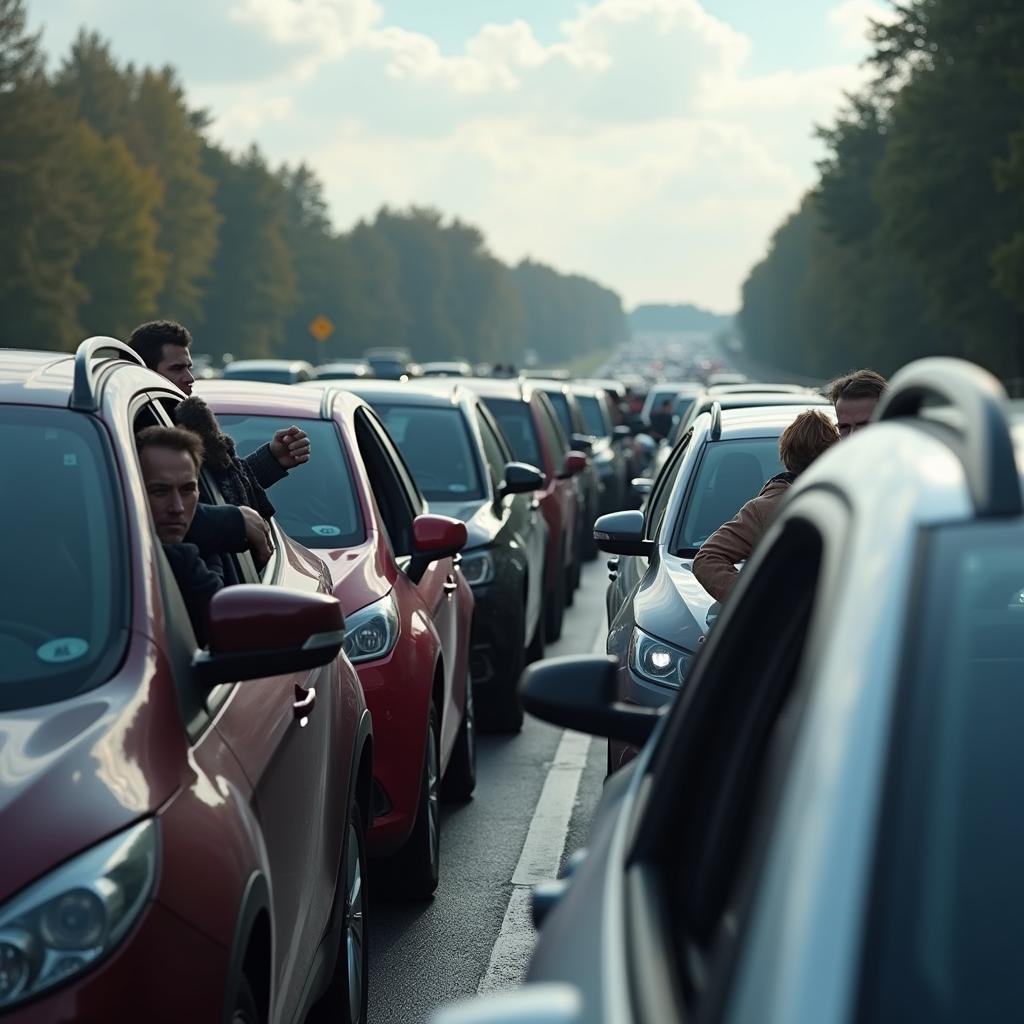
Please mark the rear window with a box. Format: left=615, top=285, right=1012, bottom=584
left=483, top=397, right=544, bottom=471
left=0, top=408, right=127, bottom=709
left=672, top=437, right=784, bottom=552
left=860, top=521, right=1024, bottom=1022
left=371, top=403, right=485, bottom=501
left=577, top=394, right=608, bottom=437
left=217, top=415, right=364, bottom=549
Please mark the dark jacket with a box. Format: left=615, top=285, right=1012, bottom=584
left=186, top=503, right=247, bottom=557
left=163, top=543, right=225, bottom=645
left=692, top=472, right=795, bottom=602
left=174, top=396, right=280, bottom=520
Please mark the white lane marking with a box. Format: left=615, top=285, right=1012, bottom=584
left=477, top=616, right=607, bottom=994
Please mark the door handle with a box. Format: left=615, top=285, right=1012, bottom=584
left=293, top=685, right=316, bottom=727
left=444, top=574, right=459, bottom=594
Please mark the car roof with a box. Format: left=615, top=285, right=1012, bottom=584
left=707, top=403, right=836, bottom=440
left=223, top=359, right=314, bottom=372
left=455, top=376, right=530, bottom=400
left=194, top=378, right=362, bottom=420
left=341, top=379, right=467, bottom=409
left=701, top=391, right=830, bottom=411
left=0, top=349, right=78, bottom=407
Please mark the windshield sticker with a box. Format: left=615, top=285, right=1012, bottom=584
left=37, top=638, right=89, bottom=663
left=63, top=453, right=78, bottom=467
left=448, top=484, right=468, bottom=493
left=311, top=524, right=342, bottom=537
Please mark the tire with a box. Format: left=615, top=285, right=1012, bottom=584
left=477, top=600, right=525, bottom=734
left=391, top=705, right=441, bottom=899
left=230, top=975, right=259, bottom=1024
left=544, top=563, right=565, bottom=643
left=307, top=809, right=369, bottom=1024
left=444, top=677, right=477, bottom=799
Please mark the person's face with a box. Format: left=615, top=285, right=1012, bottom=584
left=835, top=395, right=878, bottom=439
left=140, top=446, right=200, bottom=543
left=156, top=343, right=195, bottom=395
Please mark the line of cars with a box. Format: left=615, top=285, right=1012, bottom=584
left=435, top=357, right=1024, bottom=1023
left=0, top=340, right=640, bottom=1021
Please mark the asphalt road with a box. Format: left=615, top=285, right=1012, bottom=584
left=367, top=558, right=609, bottom=1023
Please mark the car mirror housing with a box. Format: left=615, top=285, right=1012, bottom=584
left=613, top=424, right=632, bottom=439
left=630, top=476, right=653, bottom=498
left=408, top=513, right=468, bottom=583
left=570, top=433, right=595, bottom=455
left=501, top=461, right=545, bottom=497
left=593, top=510, right=653, bottom=557
left=193, top=585, right=346, bottom=687
left=558, top=450, right=589, bottom=479
left=520, top=655, right=660, bottom=746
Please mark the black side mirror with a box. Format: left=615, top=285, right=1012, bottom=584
left=613, top=425, right=632, bottom=439
left=593, top=510, right=652, bottom=557
left=570, top=433, right=595, bottom=455
left=501, top=461, right=544, bottom=497
left=521, top=654, right=660, bottom=745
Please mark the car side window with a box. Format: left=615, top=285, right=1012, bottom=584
left=354, top=409, right=419, bottom=557
left=645, top=431, right=692, bottom=541
left=535, top=394, right=567, bottom=461
left=475, top=408, right=508, bottom=492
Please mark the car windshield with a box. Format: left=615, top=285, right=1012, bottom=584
left=371, top=403, right=485, bottom=501
left=217, top=415, right=364, bottom=548
left=673, top=437, right=784, bottom=552
left=0, top=407, right=127, bottom=710
left=545, top=391, right=574, bottom=440
left=861, top=522, right=1024, bottom=1022
left=367, top=359, right=406, bottom=378
left=483, top=397, right=543, bottom=470
left=577, top=394, right=607, bottom=437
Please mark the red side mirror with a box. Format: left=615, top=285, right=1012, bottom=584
left=561, top=451, right=589, bottom=478
left=412, top=514, right=468, bottom=557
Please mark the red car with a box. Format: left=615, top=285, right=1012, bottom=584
left=466, top=378, right=587, bottom=642
left=198, top=380, right=475, bottom=898
left=0, top=340, right=371, bottom=1022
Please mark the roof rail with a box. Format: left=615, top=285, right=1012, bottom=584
left=319, top=384, right=341, bottom=421
left=709, top=401, right=723, bottom=441
left=875, top=357, right=1022, bottom=517
left=71, top=337, right=146, bottom=412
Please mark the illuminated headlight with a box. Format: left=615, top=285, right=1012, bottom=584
left=0, top=820, right=157, bottom=1010
left=344, top=592, right=400, bottom=663
left=460, top=550, right=495, bottom=588
left=628, top=627, right=693, bottom=690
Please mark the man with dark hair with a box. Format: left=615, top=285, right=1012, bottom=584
left=137, top=425, right=226, bottom=644
left=827, top=368, right=887, bottom=439
left=693, top=409, right=840, bottom=602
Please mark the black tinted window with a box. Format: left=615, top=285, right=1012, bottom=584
left=484, top=398, right=544, bottom=471
left=577, top=394, right=608, bottom=437
left=0, top=408, right=127, bottom=709
left=536, top=395, right=567, bottom=459
left=372, top=403, right=485, bottom=501
left=475, top=409, right=508, bottom=489
left=860, top=521, right=1024, bottom=1023
left=217, top=415, right=364, bottom=548
left=546, top=391, right=573, bottom=440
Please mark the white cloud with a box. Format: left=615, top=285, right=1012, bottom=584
left=828, top=0, right=897, bottom=52
left=191, top=0, right=879, bottom=309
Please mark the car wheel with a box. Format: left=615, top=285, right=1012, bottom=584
left=544, top=563, right=565, bottom=643
left=444, top=675, right=477, bottom=799
left=392, top=705, right=441, bottom=898
left=230, top=975, right=259, bottom=1024
left=477, top=600, right=525, bottom=733
left=308, top=808, right=369, bottom=1024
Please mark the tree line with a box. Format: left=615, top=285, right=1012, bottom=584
left=738, top=0, right=1024, bottom=383
left=0, top=0, right=627, bottom=365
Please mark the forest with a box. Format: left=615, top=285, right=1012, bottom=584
left=739, top=0, right=1024, bottom=383
left=0, top=0, right=628, bottom=366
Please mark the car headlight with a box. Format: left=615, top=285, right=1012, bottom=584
left=628, top=627, right=693, bottom=690
left=343, top=592, right=400, bottom=663
left=0, top=819, right=157, bottom=1010
left=460, top=549, right=495, bottom=587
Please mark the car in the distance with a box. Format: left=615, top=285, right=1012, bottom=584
left=363, top=348, right=412, bottom=380
left=346, top=379, right=549, bottom=731
left=420, top=361, right=474, bottom=378
left=316, top=361, right=374, bottom=380
left=222, top=359, right=317, bottom=384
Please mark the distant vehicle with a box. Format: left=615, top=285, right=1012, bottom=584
left=602, top=402, right=836, bottom=774
left=364, top=348, right=412, bottom=380
left=347, top=379, right=549, bottom=732
left=705, top=370, right=749, bottom=386
left=571, top=383, right=632, bottom=514
left=420, top=361, right=474, bottom=378
left=221, top=359, right=317, bottom=384
left=316, top=360, right=374, bottom=380
left=639, top=381, right=703, bottom=429
left=521, top=368, right=571, bottom=381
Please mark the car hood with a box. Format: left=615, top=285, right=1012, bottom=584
left=633, top=553, right=716, bottom=654
left=0, top=632, right=185, bottom=904
left=424, top=498, right=494, bottom=551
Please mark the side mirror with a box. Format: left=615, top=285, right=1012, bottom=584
left=193, top=585, right=345, bottom=687
left=593, top=510, right=652, bottom=557
left=613, top=425, right=632, bottom=439
left=558, top=450, right=588, bottom=479
left=570, top=433, right=595, bottom=455
left=520, top=655, right=659, bottom=745
left=408, top=513, right=468, bottom=583
left=501, top=461, right=544, bottom=497
left=630, top=476, right=653, bottom=498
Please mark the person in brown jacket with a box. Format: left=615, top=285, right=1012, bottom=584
left=693, top=409, right=839, bottom=602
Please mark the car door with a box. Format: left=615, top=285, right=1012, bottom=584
left=135, top=391, right=341, bottom=1022
left=356, top=408, right=464, bottom=765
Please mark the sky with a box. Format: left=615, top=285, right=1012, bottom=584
left=27, top=0, right=893, bottom=312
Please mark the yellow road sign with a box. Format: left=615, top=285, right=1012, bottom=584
left=309, top=315, right=334, bottom=343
